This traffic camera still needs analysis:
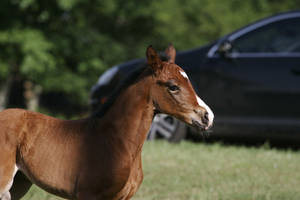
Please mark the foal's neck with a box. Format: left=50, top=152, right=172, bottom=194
left=97, top=74, right=154, bottom=155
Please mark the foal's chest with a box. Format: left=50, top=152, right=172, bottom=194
left=117, top=157, right=144, bottom=200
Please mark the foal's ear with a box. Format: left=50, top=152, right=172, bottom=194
left=165, top=44, right=176, bottom=63
left=146, top=45, right=162, bottom=71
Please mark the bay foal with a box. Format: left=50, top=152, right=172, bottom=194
left=0, top=46, right=213, bottom=200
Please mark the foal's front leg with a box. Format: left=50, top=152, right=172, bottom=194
left=0, top=154, right=17, bottom=200
left=1, top=191, right=11, bottom=200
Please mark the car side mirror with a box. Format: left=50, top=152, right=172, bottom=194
left=217, top=40, right=233, bottom=59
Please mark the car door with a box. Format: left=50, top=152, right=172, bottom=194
left=216, top=16, right=300, bottom=126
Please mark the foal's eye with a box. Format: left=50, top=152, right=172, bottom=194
left=168, top=85, right=179, bottom=92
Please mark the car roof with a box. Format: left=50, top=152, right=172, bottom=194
left=207, top=10, right=300, bottom=57
left=227, top=10, right=300, bottom=41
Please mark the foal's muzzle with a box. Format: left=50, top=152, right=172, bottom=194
left=191, top=108, right=214, bottom=131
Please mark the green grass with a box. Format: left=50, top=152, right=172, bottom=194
left=21, top=141, right=300, bottom=200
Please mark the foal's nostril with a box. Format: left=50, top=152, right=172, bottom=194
left=203, top=111, right=209, bottom=125
left=204, top=111, right=209, bottom=120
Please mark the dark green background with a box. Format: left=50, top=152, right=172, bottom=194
left=0, top=0, right=299, bottom=116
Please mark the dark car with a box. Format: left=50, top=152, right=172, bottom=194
left=90, top=10, right=300, bottom=143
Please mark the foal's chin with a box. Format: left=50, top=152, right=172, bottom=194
left=172, top=114, right=210, bottom=131
left=191, top=119, right=209, bottom=131
left=190, top=119, right=212, bottom=139
left=176, top=116, right=208, bottom=132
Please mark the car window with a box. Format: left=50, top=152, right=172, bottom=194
left=232, top=17, right=300, bottom=53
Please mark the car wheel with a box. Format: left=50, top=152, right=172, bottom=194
left=148, top=114, right=187, bottom=142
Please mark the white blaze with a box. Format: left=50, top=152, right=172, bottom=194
left=196, top=96, right=214, bottom=127
left=179, top=69, right=214, bottom=127
left=180, top=70, right=189, bottom=80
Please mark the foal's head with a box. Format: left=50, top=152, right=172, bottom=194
left=147, top=45, right=214, bottom=130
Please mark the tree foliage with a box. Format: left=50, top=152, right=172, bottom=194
left=0, top=0, right=299, bottom=114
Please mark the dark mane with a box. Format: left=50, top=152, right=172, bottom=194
left=91, top=52, right=170, bottom=119
left=91, top=66, right=149, bottom=118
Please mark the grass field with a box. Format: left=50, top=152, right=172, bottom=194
left=21, top=141, right=300, bottom=200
